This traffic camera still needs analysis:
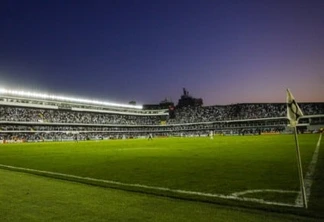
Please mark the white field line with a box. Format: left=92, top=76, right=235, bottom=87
left=232, top=189, right=298, bottom=197
left=0, top=164, right=298, bottom=208
left=295, top=133, right=322, bottom=207
left=116, top=147, right=162, bottom=151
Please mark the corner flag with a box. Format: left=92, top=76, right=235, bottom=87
left=286, top=89, right=304, bottom=127
left=286, top=88, right=307, bottom=208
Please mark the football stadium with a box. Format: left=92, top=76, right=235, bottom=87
left=0, top=87, right=323, bottom=221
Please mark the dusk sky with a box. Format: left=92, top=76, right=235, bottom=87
left=0, top=0, right=323, bottom=106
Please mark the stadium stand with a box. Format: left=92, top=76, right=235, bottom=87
left=0, top=89, right=323, bottom=142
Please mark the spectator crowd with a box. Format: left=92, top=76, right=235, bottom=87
left=168, top=103, right=323, bottom=124
left=0, top=102, right=323, bottom=142
left=1, top=103, right=323, bottom=125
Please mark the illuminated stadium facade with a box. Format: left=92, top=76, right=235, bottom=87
left=0, top=88, right=323, bottom=142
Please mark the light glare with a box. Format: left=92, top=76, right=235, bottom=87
left=0, top=88, right=143, bottom=109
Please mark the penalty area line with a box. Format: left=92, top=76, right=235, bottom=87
left=0, top=164, right=298, bottom=208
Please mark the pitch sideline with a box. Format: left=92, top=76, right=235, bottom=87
left=0, top=163, right=298, bottom=208
left=295, top=133, right=322, bottom=207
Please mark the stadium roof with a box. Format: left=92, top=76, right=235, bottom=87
left=0, top=88, right=143, bottom=109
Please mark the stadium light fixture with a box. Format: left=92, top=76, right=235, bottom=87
left=0, top=88, right=143, bottom=109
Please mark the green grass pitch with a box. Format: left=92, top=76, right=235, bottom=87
left=1, top=169, right=318, bottom=222
left=0, top=134, right=323, bottom=220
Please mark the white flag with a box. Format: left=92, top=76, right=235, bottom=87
left=286, top=89, right=304, bottom=127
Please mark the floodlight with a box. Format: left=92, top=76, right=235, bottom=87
left=0, top=88, right=143, bottom=109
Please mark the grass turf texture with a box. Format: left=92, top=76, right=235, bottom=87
left=0, top=169, right=319, bottom=222
left=0, top=134, right=323, bottom=218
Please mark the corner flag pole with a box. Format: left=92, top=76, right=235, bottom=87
left=286, top=89, right=307, bottom=208
left=293, top=126, right=307, bottom=208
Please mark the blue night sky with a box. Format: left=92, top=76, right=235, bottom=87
left=0, top=0, right=323, bottom=105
